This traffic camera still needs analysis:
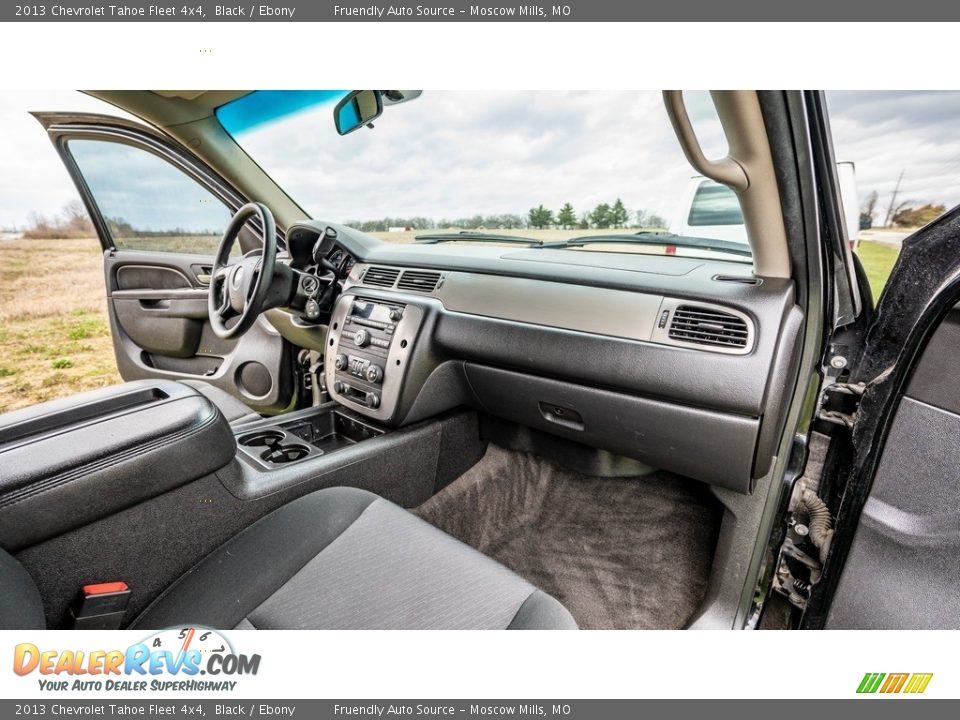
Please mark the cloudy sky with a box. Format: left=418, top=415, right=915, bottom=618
left=225, top=90, right=731, bottom=225
left=827, top=91, right=960, bottom=216
left=0, top=90, right=958, bottom=230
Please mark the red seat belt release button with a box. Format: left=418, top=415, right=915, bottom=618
left=71, top=581, right=131, bottom=629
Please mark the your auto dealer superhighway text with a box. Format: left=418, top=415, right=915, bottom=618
left=46, top=4, right=296, bottom=18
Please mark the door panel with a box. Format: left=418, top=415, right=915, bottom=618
left=825, top=395, right=960, bottom=628
left=809, top=203, right=960, bottom=629
left=115, top=264, right=195, bottom=290
left=825, top=308, right=960, bottom=628
left=35, top=112, right=294, bottom=415
left=903, top=306, right=960, bottom=414
left=104, top=251, right=293, bottom=414
left=112, top=292, right=206, bottom=358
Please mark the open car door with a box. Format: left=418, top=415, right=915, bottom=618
left=759, top=91, right=958, bottom=630
left=34, top=112, right=294, bottom=415
left=806, top=207, right=960, bottom=629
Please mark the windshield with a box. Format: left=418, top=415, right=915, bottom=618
left=217, top=90, right=749, bottom=262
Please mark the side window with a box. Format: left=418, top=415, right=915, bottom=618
left=67, top=139, right=233, bottom=255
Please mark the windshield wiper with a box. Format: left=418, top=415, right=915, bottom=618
left=414, top=231, right=544, bottom=246
left=538, top=232, right=752, bottom=258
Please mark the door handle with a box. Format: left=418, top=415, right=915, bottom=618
left=193, top=264, right=214, bottom=285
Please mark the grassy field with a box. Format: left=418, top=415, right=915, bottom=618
left=0, top=235, right=902, bottom=414
left=0, top=238, right=119, bottom=413
left=855, top=240, right=901, bottom=299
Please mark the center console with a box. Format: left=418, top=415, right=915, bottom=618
left=235, top=407, right=385, bottom=470
left=230, top=293, right=429, bottom=473
left=0, top=380, right=236, bottom=549
left=323, top=293, right=425, bottom=424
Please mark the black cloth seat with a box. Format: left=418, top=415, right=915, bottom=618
left=1, top=487, right=577, bottom=631
left=178, top=380, right=260, bottom=425
left=0, top=549, right=44, bottom=629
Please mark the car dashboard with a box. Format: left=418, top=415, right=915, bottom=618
left=278, top=220, right=802, bottom=495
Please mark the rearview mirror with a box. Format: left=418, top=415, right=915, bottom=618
left=334, top=90, right=383, bottom=136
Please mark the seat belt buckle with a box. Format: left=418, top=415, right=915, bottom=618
left=70, top=582, right=131, bottom=629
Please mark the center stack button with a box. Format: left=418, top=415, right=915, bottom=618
left=365, top=364, right=384, bottom=383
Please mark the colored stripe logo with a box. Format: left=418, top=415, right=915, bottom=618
left=857, top=673, right=933, bottom=694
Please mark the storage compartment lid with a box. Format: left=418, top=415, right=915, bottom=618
left=0, top=380, right=236, bottom=549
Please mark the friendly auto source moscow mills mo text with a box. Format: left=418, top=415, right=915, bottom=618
left=333, top=5, right=565, bottom=17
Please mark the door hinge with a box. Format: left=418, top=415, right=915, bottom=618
left=770, top=432, right=836, bottom=611
left=817, top=381, right=865, bottom=428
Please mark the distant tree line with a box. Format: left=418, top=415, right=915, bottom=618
left=890, top=203, right=946, bottom=227
left=346, top=200, right=667, bottom=233
left=343, top=215, right=528, bottom=232
left=21, top=200, right=95, bottom=239
left=20, top=201, right=220, bottom=240
left=860, top=190, right=947, bottom=229
left=530, top=199, right=666, bottom=230
left=104, top=218, right=221, bottom=238
left=16, top=191, right=949, bottom=241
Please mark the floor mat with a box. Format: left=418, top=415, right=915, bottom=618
left=415, top=444, right=722, bottom=629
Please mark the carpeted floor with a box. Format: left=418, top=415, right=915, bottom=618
left=415, top=444, right=722, bottom=629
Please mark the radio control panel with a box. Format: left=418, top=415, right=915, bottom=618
left=324, top=293, right=423, bottom=423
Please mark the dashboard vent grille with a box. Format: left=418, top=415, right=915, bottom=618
left=362, top=266, right=400, bottom=288
left=713, top=274, right=762, bottom=286
left=397, top=270, right=442, bottom=293
left=669, top=306, right=749, bottom=349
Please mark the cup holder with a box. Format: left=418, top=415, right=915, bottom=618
left=260, top=442, right=310, bottom=464
left=238, top=430, right=285, bottom=447
left=237, top=430, right=312, bottom=465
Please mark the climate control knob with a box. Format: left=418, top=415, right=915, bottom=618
left=354, top=329, right=370, bottom=347
left=365, top=391, right=381, bottom=409
left=365, top=364, right=384, bottom=383
left=334, top=353, right=349, bottom=371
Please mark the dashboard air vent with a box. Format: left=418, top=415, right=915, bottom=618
left=397, top=270, right=442, bottom=293
left=362, top=266, right=400, bottom=288
left=713, top=274, right=762, bottom=286
left=669, top=306, right=749, bottom=349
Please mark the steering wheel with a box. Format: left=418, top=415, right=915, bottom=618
left=208, top=202, right=277, bottom=339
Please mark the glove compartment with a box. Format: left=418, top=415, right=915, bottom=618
left=464, top=363, right=758, bottom=493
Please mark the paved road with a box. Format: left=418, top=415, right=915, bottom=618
left=859, top=228, right=913, bottom=247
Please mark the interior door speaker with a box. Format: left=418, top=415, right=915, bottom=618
left=236, top=361, right=273, bottom=398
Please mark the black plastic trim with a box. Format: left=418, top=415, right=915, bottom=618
left=804, top=205, right=960, bottom=628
